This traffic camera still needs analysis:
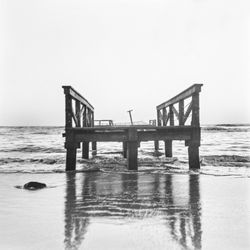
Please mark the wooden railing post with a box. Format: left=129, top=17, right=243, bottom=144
left=188, top=92, right=201, bottom=169
left=164, top=105, right=174, bottom=157
left=191, top=93, right=200, bottom=127
left=82, top=107, right=89, bottom=159
left=63, top=88, right=76, bottom=171
left=179, top=100, right=184, bottom=125
left=65, top=94, right=72, bottom=128
left=91, top=111, right=97, bottom=155
left=127, top=128, right=138, bottom=170
left=154, top=110, right=161, bottom=150
left=63, top=85, right=94, bottom=170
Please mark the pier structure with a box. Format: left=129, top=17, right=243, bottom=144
left=62, top=84, right=203, bottom=171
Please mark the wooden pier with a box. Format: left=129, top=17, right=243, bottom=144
left=62, top=84, right=203, bottom=171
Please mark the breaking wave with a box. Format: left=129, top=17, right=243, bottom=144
left=0, top=146, right=65, bottom=153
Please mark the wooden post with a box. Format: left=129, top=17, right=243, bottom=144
left=179, top=100, right=184, bottom=125
left=82, top=142, right=89, bottom=159
left=162, top=107, right=167, bottom=126
left=65, top=94, right=72, bottom=128
left=81, top=106, right=89, bottom=159
left=165, top=105, right=174, bottom=157
left=66, top=147, right=77, bottom=171
left=91, top=111, right=97, bottom=156
left=123, top=142, right=127, bottom=158
left=188, top=144, right=200, bottom=169
left=75, top=101, right=81, bottom=127
left=127, top=128, right=138, bottom=170
left=191, top=93, right=200, bottom=126
left=165, top=140, right=172, bottom=157
left=188, top=93, right=201, bottom=169
left=155, top=109, right=161, bottom=150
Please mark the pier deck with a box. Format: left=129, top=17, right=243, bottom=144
left=62, top=84, right=203, bottom=171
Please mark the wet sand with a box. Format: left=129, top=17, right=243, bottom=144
left=0, top=172, right=249, bottom=250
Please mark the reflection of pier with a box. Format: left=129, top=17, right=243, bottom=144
left=64, top=173, right=202, bottom=249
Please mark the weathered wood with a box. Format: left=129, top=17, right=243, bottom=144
left=63, top=84, right=203, bottom=171
left=62, top=86, right=94, bottom=111
left=65, top=95, right=72, bottom=128
left=127, top=141, right=138, bottom=170
left=169, top=105, right=174, bottom=126
left=157, top=84, right=203, bottom=110
left=73, top=126, right=192, bottom=142
left=188, top=144, right=200, bottom=169
left=66, top=147, right=77, bottom=171
left=127, top=128, right=138, bottom=170
left=123, top=142, right=127, bottom=158
left=183, top=101, right=192, bottom=124
left=165, top=140, right=172, bottom=157
left=191, top=93, right=200, bottom=127
left=82, top=142, right=89, bottom=159
left=155, top=110, right=161, bottom=150
left=163, top=107, right=167, bottom=126
left=172, top=106, right=179, bottom=121
left=179, top=100, right=184, bottom=125
left=75, top=100, right=81, bottom=127
left=166, top=105, right=175, bottom=156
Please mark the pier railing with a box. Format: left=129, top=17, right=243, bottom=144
left=62, top=84, right=203, bottom=171
left=62, top=86, right=94, bottom=129
left=156, top=84, right=202, bottom=127
left=155, top=84, right=203, bottom=161
left=62, top=86, right=95, bottom=169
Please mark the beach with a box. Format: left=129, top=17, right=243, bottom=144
left=0, top=125, right=249, bottom=249
left=0, top=172, right=249, bottom=250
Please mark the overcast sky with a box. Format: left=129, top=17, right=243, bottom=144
left=0, top=0, right=249, bottom=126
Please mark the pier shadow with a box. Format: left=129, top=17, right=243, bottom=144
left=64, top=172, right=202, bottom=249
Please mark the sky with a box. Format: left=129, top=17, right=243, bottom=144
left=0, top=0, right=249, bottom=126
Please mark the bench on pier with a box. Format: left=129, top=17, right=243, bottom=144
left=62, top=84, right=203, bottom=171
left=94, top=120, right=114, bottom=126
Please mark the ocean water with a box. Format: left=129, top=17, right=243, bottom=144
left=0, top=125, right=249, bottom=250
left=0, top=125, right=249, bottom=176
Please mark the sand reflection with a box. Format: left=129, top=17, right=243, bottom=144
left=64, top=172, right=202, bottom=249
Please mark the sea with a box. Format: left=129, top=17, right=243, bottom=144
left=0, top=124, right=249, bottom=250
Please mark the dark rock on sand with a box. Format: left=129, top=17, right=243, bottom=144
left=23, top=182, right=46, bottom=190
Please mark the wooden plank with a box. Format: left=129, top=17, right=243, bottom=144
left=75, top=100, right=81, bottom=127
left=179, top=100, right=184, bottom=125
left=75, top=132, right=127, bottom=142
left=163, top=107, right=167, bottom=126
left=169, top=105, right=174, bottom=126
left=156, top=84, right=203, bottom=110
left=65, top=95, right=72, bottom=128
left=183, top=101, right=192, bottom=124
left=157, top=110, right=162, bottom=126
left=62, top=86, right=94, bottom=111
left=67, top=125, right=192, bottom=131
left=138, top=131, right=191, bottom=141
left=172, top=106, right=179, bottom=121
